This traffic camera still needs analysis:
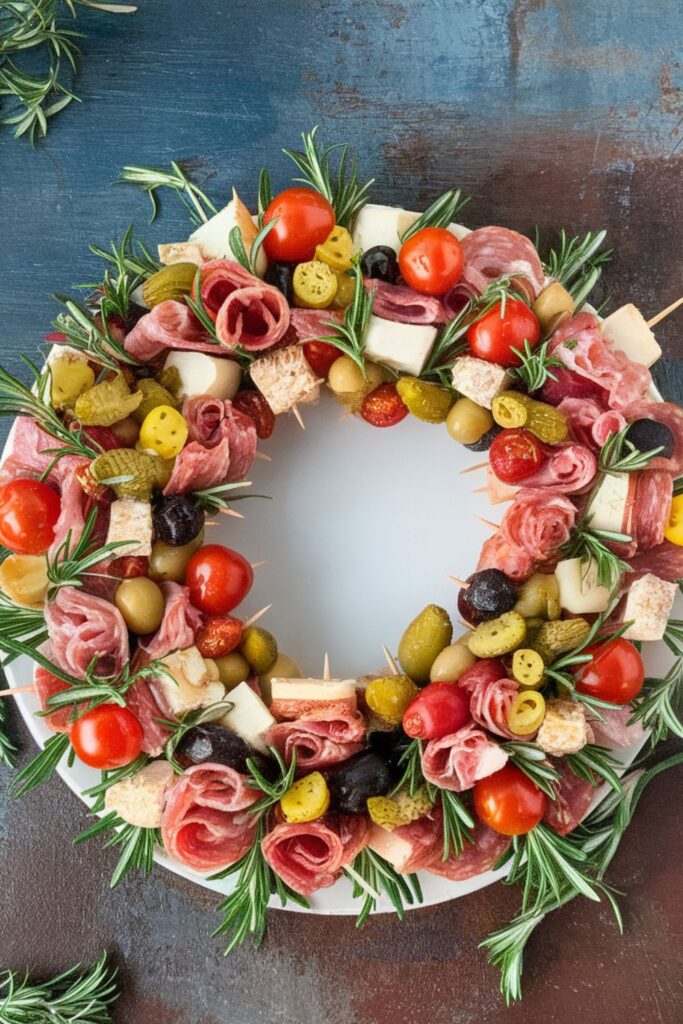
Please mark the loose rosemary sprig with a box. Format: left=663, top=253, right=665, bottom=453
left=565, top=743, right=623, bottom=794
left=543, top=229, right=612, bottom=308
left=116, top=160, right=217, bottom=224
left=161, top=700, right=234, bottom=773
left=228, top=219, right=277, bottom=277
left=83, top=225, right=161, bottom=320
left=283, top=127, right=374, bottom=228
left=10, top=732, right=71, bottom=798
left=257, top=167, right=272, bottom=228
left=345, top=847, right=423, bottom=927
left=52, top=297, right=142, bottom=370
left=0, top=590, right=48, bottom=655
left=509, top=339, right=563, bottom=393
left=598, top=425, right=664, bottom=475
left=192, top=481, right=266, bottom=516
left=400, top=189, right=470, bottom=242
left=629, top=619, right=683, bottom=742
left=0, top=950, right=118, bottom=1023
left=75, top=810, right=159, bottom=887
left=502, top=821, right=601, bottom=912
left=502, top=741, right=561, bottom=799
left=560, top=518, right=632, bottom=591
left=320, top=261, right=374, bottom=374
left=0, top=694, right=17, bottom=769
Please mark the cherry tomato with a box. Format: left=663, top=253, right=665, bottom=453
left=398, top=227, right=464, bottom=296
left=70, top=704, right=144, bottom=769
left=474, top=764, right=547, bottom=836
left=232, top=390, right=275, bottom=440
left=360, top=383, right=409, bottom=428
left=0, top=478, right=61, bottom=555
left=262, top=188, right=336, bottom=263
left=196, top=616, right=244, bottom=658
left=489, top=428, right=544, bottom=484
left=186, top=544, right=254, bottom=615
left=574, top=637, right=645, bottom=705
left=303, top=340, right=342, bottom=379
left=402, top=682, right=471, bottom=740
left=467, top=298, right=541, bottom=367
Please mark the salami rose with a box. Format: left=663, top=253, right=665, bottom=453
left=264, top=710, right=366, bottom=771
left=262, top=814, right=369, bottom=895
left=198, top=259, right=257, bottom=319
left=182, top=398, right=257, bottom=482
left=425, top=821, right=510, bottom=881
left=140, top=582, right=203, bottom=660
left=123, top=300, right=215, bottom=362
left=521, top=442, right=598, bottom=494
left=499, top=488, right=577, bottom=564
left=162, top=437, right=232, bottom=495
left=476, top=532, right=535, bottom=582
left=460, top=227, right=545, bottom=300
left=46, top=586, right=129, bottom=680
left=421, top=723, right=508, bottom=791
left=215, top=282, right=290, bottom=352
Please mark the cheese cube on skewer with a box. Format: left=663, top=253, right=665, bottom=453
left=363, top=315, right=438, bottom=376
left=352, top=204, right=420, bottom=253
left=250, top=345, right=321, bottom=414
left=452, top=356, right=511, bottom=410
left=622, top=574, right=677, bottom=642
left=555, top=557, right=611, bottom=615
left=156, top=646, right=225, bottom=715
left=600, top=304, right=662, bottom=368
left=159, top=189, right=267, bottom=277
left=106, top=498, right=153, bottom=557
left=220, top=681, right=275, bottom=753
left=163, top=350, right=241, bottom=401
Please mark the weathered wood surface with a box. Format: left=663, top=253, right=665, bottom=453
left=0, top=1, right=681, bottom=1021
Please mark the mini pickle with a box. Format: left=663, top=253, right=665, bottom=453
left=280, top=772, right=330, bottom=823
left=467, top=611, right=527, bottom=659
left=74, top=374, right=143, bottom=427
left=293, top=260, right=338, bottom=309
left=142, top=262, right=197, bottom=307
left=396, top=377, right=453, bottom=423
left=532, top=617, right=591, bottom=663
left=365, top=675, right=419, bottom=726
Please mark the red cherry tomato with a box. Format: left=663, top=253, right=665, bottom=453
left=489, top=428, right=544, bottom=484
left=303, top=340, right=342, bottom=379
left=186, top=544, right=254, bottom=615
left=467, top=298, right=540, bottom=367
left=574, top=637, right=645, bottom=705
left=474, top=764, right=547, bottom=836
left=398, top=227, right=464, bottom=296
left=360, top=383, right=409, bottom=428
left=195, top=616, right=244, bottom=658
left=70, top=704, right=144, bottom=769
left=402, top=682, right=471, bottom=740
left=0, top=478, right=61, bottom=555
left=232, top=390, right=275, bottom=440
left=262, top=188, right=336, bottom=263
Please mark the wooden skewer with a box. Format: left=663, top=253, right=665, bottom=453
left=448, top=575, right=469, bottom=588
left=323, top=653, right=331, bottom=681
left=250, top=561, right=267, bottom=570
left=254, top=451, right=272, bottom=462
left=647, top=296, right=683, bottom=328
left=382, top=644, right=400, bottom=677
left=291, top=405, right=306, bottom=430
left=472, top=485, right=489, bottom=494
left=475, top=515, right=500, bottom=531
left=339, top=408, right=354, bottom=423
left=0, top=684, right=34, bottom=698
left=242, top=604, right=272, bottom=630
left=222, top=508, right=244, bottom=519
left=457, top=618, right=471, bottom=630
left=460, top=461, right=488, bottom=475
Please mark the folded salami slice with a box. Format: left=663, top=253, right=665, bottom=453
left=424, top=821, right=510, bottom=881
left=421, top=723, right=508, bottom=791
left=476, top=532, right=535, bottom=582
left=543, top=760, right=597, bottom=836
left=46, top=586, right=129, bottom=680
left=367, top=806, right=443, bottom=874
left=139, top=582, right=203, bottom=660
left=557, top=398, right=626, bottom=452
left=123, top=300, right=216, bottom=362
left=460, top=227, right=545, bottom=300
left=289, top=308, right=343, bottom=341
left=264, top=710, right=366, bottom=771
left=198, top=259, right=257, bottom=319
left=262, top=814, right=369, bottom=896
left=469, top=675, right=533, bottom=740
left=521, top=443, right=597, bottom=494
left=587, top=706, right=645, bottom=750
left=627, top=540, right=683, bottom=583
left=214, top=275, right=290, bottom=352
left=161, top=763, right=260, bottom=872
left=621, top=400, right=683, bottom=476
left=125, top=675, right=174, bottom=756
left=499, top=488, right=577, bottom=564
left=162, top=437, right=232, bottom=495
left=0, top=418, right=86, bottom=488
left=34, top=665, right=74, bottom=733
left=632, top=470, right=673, bottom=551
left=182, top=397, right=257, bottom=481
left=365, top=279, right=447, bottom=325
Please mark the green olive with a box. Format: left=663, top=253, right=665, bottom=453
left=259, top=652, right=301, bottom=705
left=429, top=642, right=477, bottom=683
left=532, top=282, right=575, bottom=333
left=513, top=572, right=561, bottom=620
left=240, top=627, right=278, bottom=675
left=213, top=652, right=251, bottom=690
left=148, top=529, right=204, bottom=583
left=115, top=577, right=165, bottom=634
left=446, top=397, right=494, bottom=445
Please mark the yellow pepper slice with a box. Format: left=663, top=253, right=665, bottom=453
left=293, top=260, right=338, bottom=309
left=280, top=771, right=330, bottom=823
left=315, top=225, right=354, bottom=271
left=139, top=405, right=188, bottom=459
left=511, top=648, right=545, bottom=689
left=506, top=690, right=546, bottom=735
left=664, top=494, right=683, bottom=546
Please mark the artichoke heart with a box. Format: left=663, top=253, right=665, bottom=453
left=75, top=373, right=143, bottom=427
left=91, top=447, right=173, bottom=500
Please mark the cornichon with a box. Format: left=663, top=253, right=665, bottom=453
left=142, top=262, right=197, bottom=307
left=91, top=447, right=173, bottom=500
left=532, top=617, right=591, bottom=663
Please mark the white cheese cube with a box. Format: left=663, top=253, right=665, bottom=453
left=106, top=498, right=153, bottom=557
left=586, top=472, right=633, bottom=535
left=104, top=761, right=174, bottom=828
left=250, top=345, right=321, bottom=414
left=362, top=315, right=437, bottom=376
left=622, top=573, right=677, bottom=641
left=159, top=189, right=267, bottom=277
left=600, top=304, right=662, bottom=369
left=536, top=699, right=590, bottom=757
left=555, top=557, right=611, bottom=614
left=448, top=222, right=471, bottom=240
left=270, top=678, right=356, bottom=702
left=452, top=355, right=511, bottom=410
left=220, top=681, right=275, bottom=753
left=156, top=646, right=225, bottom=715
left=163, top=350, right=241, bottom=401
left=351, top=203, right=420, bottom=253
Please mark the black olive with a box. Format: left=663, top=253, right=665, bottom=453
left=328, top=751, right=392, bottom=814
left=464, top=423, right=502, bottom=452
left=368, top=729, right=412, bottom=782
left=459, top=569, right=517, bottom=624
left=264, top=262, right=296, bottom=304
left=624, top=418, right=674, bottom=460
left=360, top=246, right=400, bottom=285
left=153, top=495, right=205, bottom=546
left=176, top=724, right=260, bottom=773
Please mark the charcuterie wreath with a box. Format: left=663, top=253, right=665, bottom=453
left=1, top=130, right=682, bottom=1002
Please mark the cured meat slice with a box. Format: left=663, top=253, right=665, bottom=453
left=222, top=405, right=258, bottom=481
left=46, top=586, right=128, bottom=680
left=540, top=366, right=608, bottom=407
left=543, top=760, right=597, bottom=836
left=521, top=442, right=597, bottom=494
left=587, top=706, right=645, bottom=750
left=421, top=724, right=508, bottom=791
left=140, top=582, right=203, bottom=659
left=289, top=307, right=343, bottom=342
left=161, top=763, right=260, bottom=872
left=557, top=398, right=626, bottom=452
left=182, top=397, right=257, bottom=481
left=365, top=279, right=447, bottom=325
left=424, top=821, right=510, bottom=881
left=592, top=410, right=628, bottom=449
left=367, top=806, right=443, bottom=874
left=632, top=471, right=673, bottom=551
left=499, top=488, right=577, bottom=563
left=204, top=261, right=290, bottom=352
left=262, top=814, right=369, bottom=896
left=442, top=281, right=478, bottom=319
left=123, top=300, right=215, bottom=362
left=264, top=710, right=366, bottom=771
left=48, top=459, right=89, bottom=559
left=621, top=400, right=683, bottom=476
left=162, top=437, right=231, bottom=495
left=476, top=532, right=535, bottom=582
left=34, top=665, right=74, bottom=733
left=125, top=676, right=174, bottom=756
left=198, top=259, right=257, bottom=319
left=460, top=227, right=545, bottom=300
left=0, top=418, right=86, bottom=488
left=627, top=540, right=683, bottom=583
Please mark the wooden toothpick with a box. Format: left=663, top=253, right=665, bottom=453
left=222, top=508, right=245, bottom=519
left=448, top=575, right=469, bottom=588
left=460, top=461, right=488, bottom=475
left=323, top=653, right=331, bottom=681
left=382, top=645, right=400, bottom=677
left=254, top=451, right=272, bottom=463
left=242, top=604, right=272, bottom=630
left=0, top=684, right=34, bottom=698
left=471, top=485, right=488, bottom=494
left=647, top=295, right=683, bottom=328
left=292, top=405, right=306, bottom=430
left=250, top=561, right=267, bottom=570
left=474, top=515, right=500, bottom=531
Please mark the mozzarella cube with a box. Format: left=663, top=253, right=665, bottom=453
left=163, top=350, right=241, bottom=401
left=104, top=761, right=174, bottom=829
left=351, top=203, right=420, bottom=253
left=586, top=472, right=634, bottom=535
left=622, top=573, right=677, bottom=641
left=536, top=699, right=590, bottom=757
left=220, top=681, right=275, bottom=753
left=250, top=344, right=321, bottom=414
left=555, top=557, right=611, bottom=614
left=159, top=189, right=267, bottom=277
left=452, top=355, right=511, bottom=409
left=600, top=304, right=662, bottom=368
left=106, top=498, right=153, bottom=557
left=156, top=646, right=225, bottom=715
left=363, top=315, right=437, bottom=376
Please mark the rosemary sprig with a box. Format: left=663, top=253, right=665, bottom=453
left=543, top=229, right=611, bottom=307
left=629, top=619, right=683, bottom=742
left=283, top=127, right=374, bottom=228
left=0, top=590, right=48, bottom=656
left=192, top=481, right=266, bottom=516
left=161, top=700, right=234, bottom=773
left=391, top=737, right=433, bottom=798
left=46, top=508, right=137, bottom=595
left=246, top=747, right=296, bottom=814
left=345, top=847, right=423, bottom=927
left=542, top=613, right=631, bottom=707
left=116, top=160, right=217, bottom=224
left=560, top=519, right=632, bottom=591
left=0, top=951, right=118, bottom=1023
left=503, top=822, right=601, bottom=912
left=10, top=731, right=70, bottom=798
left=83, top=225, right=160, bottom=320
left=0, top=693, right=17, bottom=768
left=319, top=262, right=374, bottom=374
left=565, top=743, right=623, bottom=794
left=257, top=167, right=272, bottom=228
left=52, top=297, right=142, bottom=370
left=502, top=741, right=561, bottom=799
left=228, top=219, right=277, bottom=277
left=75, top=810, right=159, bottom=887
left=598, top=426, right=664, bottom=475
left=509, top=339, right=563, bottom=393
left=400, top=189, right=470, bottom=242
left=43, top=656, right=175, bottom=718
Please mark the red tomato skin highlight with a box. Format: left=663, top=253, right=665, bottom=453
left=0, top=478, right=61, bottom=554
left=262, top=188, right=335, bottom=263
left=474, top=764, right=547, bottom=836
left=186, top=544, right=254, bottom=615
left=489, top=428, right=545, bottom=484
left=467, top=298, right=541, bottom=367
left=398, top=227, right=464, bottom=296
left=402, top=682, right=471, bottom=740
left=574, top=638, right=645, bottom=704
left=70, top=704, right=144, bottom=770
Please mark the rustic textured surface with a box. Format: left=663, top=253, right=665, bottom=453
left=0, top=0, right=682, bottom=1021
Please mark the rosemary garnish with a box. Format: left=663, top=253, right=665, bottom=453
left=560, top=518, right=632, bottom=591
left=0, top=951, right=118, bottom=1022
left=543, top=229, right=612, bottom=308
left=75, top=810, right=159, bottom=887
left=228, top=219, right=277, bottom=276
left=184, top=267, right=220, bottom=341
left=52, top=297, right=142, bottom=370
left=0, top=590, right=48, bottom=656
left=257, top=167, right=272, bottom=228
left=83, top=225, right=161, bottom=320
left=192, top=481, right=265, bottom=516
left=320, top=262, right=374, bottom=374
left=502, top=741, right=560, bottom=799
left=117, top=160, right=217, bottom=224
left=283, top=127, right=374, bottom=228
left=503, top=822, right=601, bottom=912
left=10, top=731, right=71, bottom=798
left=400, top=189, right=470, bottom=242
left=0, top=694, right=17, bottom=769
left=509, top=339, right=563, bottom=393
left=161, top=700, right=234, bottom=773
left=43, top=657, right=176, bottom=718
left=565, top=743, right=623, bottom=794
left=46, top=508, right=137, bottom=595
left=82, top=754, right=150, bottom=809
left=345, top=847, right=423, bottom=927
left=598, top=425, right=664, bottom=475
left=629, top=619, right=683, bottom=742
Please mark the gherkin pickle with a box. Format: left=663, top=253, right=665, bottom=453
left=132, top=378, right=179, bottom=424
left=467, top=611, right=527, bottom=658
left=396, top=377, right=453, bottom=423
left=239, top=627, right=278, bottom=675
left=365, top=675, right=419, bottom=726
left=142, top=262, right=197, bottom=307
left=74, top=374, right=142, bottom=427
left=398, top=605, right=453, bottom=685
